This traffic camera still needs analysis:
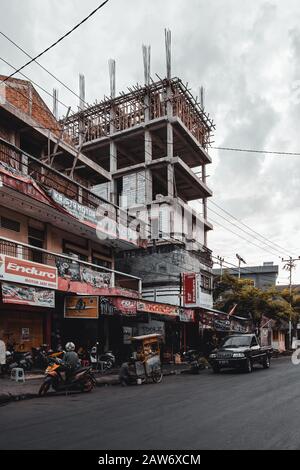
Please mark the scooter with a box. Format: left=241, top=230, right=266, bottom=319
left=182, top=350, right=206, bottom=374
left=89, top=345, right=116, bottom=370
left=38, top=355, right=96, bottom=396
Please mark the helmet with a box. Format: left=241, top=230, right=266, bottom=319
left=65, top=342, right=75, bottom=352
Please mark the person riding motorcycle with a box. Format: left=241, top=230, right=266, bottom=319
left=63, top=342, right=81, bottom=379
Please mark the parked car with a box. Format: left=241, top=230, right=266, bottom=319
left=209, top=333, right=272, bottom=373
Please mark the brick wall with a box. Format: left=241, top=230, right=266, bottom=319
left=0, top=76, right=70, bottom=142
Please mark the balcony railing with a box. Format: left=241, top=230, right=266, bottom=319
left=63, top=78, right=215, bottom=149
left=0, top=138, right=145, bottom=247
left=0, top=237, right=142, bottom=293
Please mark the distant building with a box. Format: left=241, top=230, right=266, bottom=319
left=213, top=262, right=279, bottom=289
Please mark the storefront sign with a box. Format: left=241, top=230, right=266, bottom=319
left=111, top=298, right=137, bottom=316
left=137, top=301, right=179, bottom=317
left=138, top=319, right=165, bottom=337
left=2, top=282, right=55, bottom=307
left=80, top=266, right=111, bottom=288
left=49, top=189, right=140, bottom=246
left=64, top=296, right=99, bottom=319
left=183, top=273, right=197, bottom=304
left=214, top=318, right=231, bottom=331
left=179, top=308, right=195, bottom=323
left=182, top=272, right=213, bottom=309
left=0, top=255, right=58, bottom=289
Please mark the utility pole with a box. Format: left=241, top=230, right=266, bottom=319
left=216, top=256, right=225, bottom=280
left=236, top=253, right=246, bottom=279
left=282, top=256, right=300, bottom=348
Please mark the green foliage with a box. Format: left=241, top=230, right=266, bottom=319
left=214, top=271, right=296, bottom=326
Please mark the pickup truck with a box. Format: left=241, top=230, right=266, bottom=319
left=209, top=333, right=272, bottom=373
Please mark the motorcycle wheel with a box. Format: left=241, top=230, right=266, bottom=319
left=82, top=378, right=94, bottom=392
left=152, top=370, right=163, bottom=384
left=105, top=359, right=113, bottom=369
left=38, top=377, right=52, bottom=396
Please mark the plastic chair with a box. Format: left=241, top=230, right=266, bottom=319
left=11, top=367, right=25, bottom=383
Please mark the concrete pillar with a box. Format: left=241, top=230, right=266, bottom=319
left=145, top=129, right=153, bottom=204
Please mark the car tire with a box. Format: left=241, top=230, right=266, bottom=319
left=244, top=358, right=253, bottom=373
left=263, top=356, right=271, bottom=369
left=212, top=366, right=220, bottom=374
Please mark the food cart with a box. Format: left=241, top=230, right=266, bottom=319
left=120, top=334, right=163, bottom=385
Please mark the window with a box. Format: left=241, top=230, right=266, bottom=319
left=201, top=274, right=212, bottom=292
left=28, top=226, right=45, bottom=263
left=63, top=240, right=88, bottom=261
left=251, top=337, right=258, bottom=347
left=0, top=216, right=20, bottom=232
left=92, top=257, right=112, bottom=269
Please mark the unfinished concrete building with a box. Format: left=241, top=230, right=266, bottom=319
left=63, top=35, right=215, bottom=308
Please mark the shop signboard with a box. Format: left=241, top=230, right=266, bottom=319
left=2, top=282, right=55, bottom=307
left=111, top=298, right=137, bottom=316
left=182, top=272, right=213, bottom=309
left=179, top=308, right=195, bottom=322
left=183, top=273, right=197, bottom=305
left=137, top=301, right=179, bottom=318
left=213, top=318, right=231, bottom=331
left=0, top=255, right=58, bottom=289
left=64, top=296, right=99, bottom=319
left=138, top=319, right=165, bottom=337
left=80, top=266, right=111, bottom=288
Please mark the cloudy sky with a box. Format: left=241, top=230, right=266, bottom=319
left=1, top=0, right=300, bottom=284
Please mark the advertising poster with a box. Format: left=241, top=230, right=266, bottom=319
left=2, top=282, right=55, bottom=308
left=64, top=296, right=99, bottom=319
left=0, top=254, right=58, bottom=289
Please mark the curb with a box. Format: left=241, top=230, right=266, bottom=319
left=1, top=367, right=192, bottom=403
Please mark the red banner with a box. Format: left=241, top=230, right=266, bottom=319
left=0, top=254, right=58, bottom=289
left=183, top=273, right=197, bottom=305
left=111, top=298, right=137, bottom=316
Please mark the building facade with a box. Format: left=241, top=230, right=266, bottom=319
left=213, top=262, right=279, bottom=289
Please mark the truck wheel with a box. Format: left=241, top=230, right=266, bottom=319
left=263, top=356, right=271, bottom=369
left=244, top=358, right=253, bottom=373
left=212, top=366, right=220, bottom=374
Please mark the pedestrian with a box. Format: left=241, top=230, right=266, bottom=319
left=0, top=330, right=6, bottom=377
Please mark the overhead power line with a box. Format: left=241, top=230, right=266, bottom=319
left=0, top=0, right=110, bottom=85
left=209, top=200, right=296, bottom=257
left=0, top=56, right=71, bottom=111
left=211, top=146, right=300, bottom=157
left=0, top=31, right=88, bottom=106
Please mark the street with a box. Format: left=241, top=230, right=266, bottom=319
left=0, top=357, right=299, bottom=450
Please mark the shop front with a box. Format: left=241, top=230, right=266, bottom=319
left=198, top=308, right=253, bottom=356
left=0, top=254, right=57, bottom=351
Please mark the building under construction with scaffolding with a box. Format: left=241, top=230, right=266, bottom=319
left=62, top=33, right=215, bottom=310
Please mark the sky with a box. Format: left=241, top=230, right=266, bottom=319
left=0, top=0, right=300, bottom=285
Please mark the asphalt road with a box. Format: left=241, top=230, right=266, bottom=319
left=1, top=356, right=299, bottom=450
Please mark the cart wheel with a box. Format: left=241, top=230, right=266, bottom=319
left=152, top=370, right=163, bottom=384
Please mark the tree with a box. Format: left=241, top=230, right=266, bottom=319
left=214, top=271, right=294, bottom=331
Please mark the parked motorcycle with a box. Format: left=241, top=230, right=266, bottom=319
left=38, top=355, right=96, bottom=396
left=89, top=344, right=116, bottom=370
left=3, top=350, right=33, bottom=373
left=31, top=345, right=49, bottom=369
left=182, top=350, right=207, bottom=374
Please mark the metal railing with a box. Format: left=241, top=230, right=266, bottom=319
left=0, top=237, right=142, bottom=293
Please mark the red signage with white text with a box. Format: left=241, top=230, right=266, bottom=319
left=0, top=255, right=58, bottom=289
left=183, top=273, right=197, bottom=305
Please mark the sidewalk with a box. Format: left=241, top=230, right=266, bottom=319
left=0, top=363, right=191, bottom=405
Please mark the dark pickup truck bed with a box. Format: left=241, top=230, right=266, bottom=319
left=209, top=333, right=272, bottom=373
